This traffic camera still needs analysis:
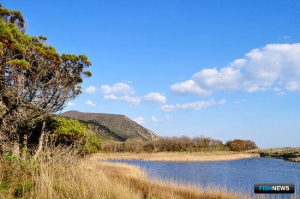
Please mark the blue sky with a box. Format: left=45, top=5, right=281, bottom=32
left=4, top=1, right=300, bottom=147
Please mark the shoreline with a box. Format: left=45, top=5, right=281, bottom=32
left=96, top=161, right=254, bottom=199
left=247, top=147, right=300, bottom=163
left=90, top=151, right=260, bottom=162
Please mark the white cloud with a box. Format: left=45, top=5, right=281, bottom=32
left=219, top=99, right=226, bottom=104
left=85, top=86, right=96, bottom=93
left=170, top=80, right=211, bottom=96
left=133, top=116, right=145, bottom=124
left=85, top=100, right=96, bottom=106
left=103, top=94, right=118, bottom=100
left=171, top=43, right=300, bottom=95
left=176, top=99, right=216, bottom=110
left=144, top=92, right=166, bottom=103
left=285, top=81, right=299, bottom=91
left=161, top=99, right=225, bottom=111
left=120, top=95, right=140, bottom=105
left=67, top=102, right=75, bottom=106
left=99, top=106, right=104, bottom=108
left=160, top=105, right=176, bottom=112
left=151, top=116, right=158, bottom=122
left=100, top=83, right=135, bottom=94
left=166, top=115, right=170, bottom=120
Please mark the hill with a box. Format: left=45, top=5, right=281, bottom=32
left=59, top=111, right=159, bottom=141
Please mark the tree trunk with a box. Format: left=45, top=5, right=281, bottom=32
left=33, top=121, right=45, bottom=160
left=10, top=131, right=20, bottom=156
left=11, top=141, right=20, bottom=156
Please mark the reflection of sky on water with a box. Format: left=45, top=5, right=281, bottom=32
left=109, top=158, right=300, bottom=198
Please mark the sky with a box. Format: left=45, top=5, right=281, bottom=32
left=3, top=0, right=300, bottom=148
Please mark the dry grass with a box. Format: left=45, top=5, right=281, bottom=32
left=0, top=147, right=292, bottom=199
left=90, top=151, right=260, bottom=162
left=0, top=146, right=141, bottom=199
left=97, top=161, right=290, bottom=199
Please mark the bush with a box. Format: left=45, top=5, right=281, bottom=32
left=225, top=139, right=258, bottom=151
left=49, top=117, right=102, bottom=155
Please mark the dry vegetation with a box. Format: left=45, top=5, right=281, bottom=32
left=98, top=161, right=292, bottom=199
left=90, top=151, right=260, bottom=162
left=248, top=148, right=300, bottom=163
left=1, top=145, right=287, bottom=199
left=103, top=136, right=258, bottom=154
left=0, top=146, right=141, bottom=199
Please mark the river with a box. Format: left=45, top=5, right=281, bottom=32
left=110, top=157, right=300, bottom=198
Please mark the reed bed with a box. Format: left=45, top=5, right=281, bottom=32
left=90, top=151, right=260, bottom=162
left=0, top=147, right=294, bottom=199
left=0, top=146, right=140, bottom=199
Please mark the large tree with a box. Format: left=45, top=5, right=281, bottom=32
left=0, top=4, right=92, bottom=156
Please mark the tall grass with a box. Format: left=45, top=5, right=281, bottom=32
left=0, top=146, right=293, bottom=199
left=0, top=145, right=140, bottom=199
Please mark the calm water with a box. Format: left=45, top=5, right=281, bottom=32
left=109, top=158, right=300, bottom=198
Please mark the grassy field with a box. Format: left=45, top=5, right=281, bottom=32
left=90, top=151, right=260, bottom=162
left=1, top=148, right=292, bottom=199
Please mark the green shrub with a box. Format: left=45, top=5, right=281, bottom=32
left=50, top=117, right=102, bottom=154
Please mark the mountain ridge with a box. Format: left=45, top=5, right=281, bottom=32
left=59, top=110, right=159, bottom=141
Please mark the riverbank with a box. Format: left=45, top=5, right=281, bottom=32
left=247, top=147, right=300, bottom=162
left=97, top=161, right=256, bottom=199
left=90, top=151, right=259, bottom=162
left=0, top=147, right=284, bottom=198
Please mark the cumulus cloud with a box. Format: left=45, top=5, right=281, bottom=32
left=160, top=105, right=176, bottom=112
left=103, top=94, right=118, bottom=100
left=133, top=116, right=145, bottom=124
left=85, top=100, right=96, bottom=106
left=85, top=86, right=97, bottom=93
left=67, top=102, right=75, bottom=106
left=120, top=95, right=140, bottom=105
left=171, top=43, right=300, bottom=95
left=103, top=93, right=140, bottom=105
left=170, top=80, right=211, bottom=96
left=151, top=116, right=158, bottom=122
left=143, top=92, right=166, bottom=103
left=100, top=83, right=135, bottom=94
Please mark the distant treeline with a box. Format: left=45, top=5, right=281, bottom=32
left=103, top=136, right=258, bottom=153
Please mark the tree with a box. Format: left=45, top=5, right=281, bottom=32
left=225, top=139, right=258, bottom=151
left=0, top=5, right=92, bottom=156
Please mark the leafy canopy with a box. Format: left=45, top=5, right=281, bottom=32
left=0, top=4, right=93, bottom=154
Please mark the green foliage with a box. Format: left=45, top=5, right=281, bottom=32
left=3, top=152, right=19, bottom=162
left=50, top=117, right=102, bottom=154
left=15, top=180, right=34, bottom=197
left=0, top=5, right=92, bottom=156
left=5, top=59, right=29, bottom=69
left=81, top=132, right=102, bottom=154
left=52, top=117, right=86, bottom=136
